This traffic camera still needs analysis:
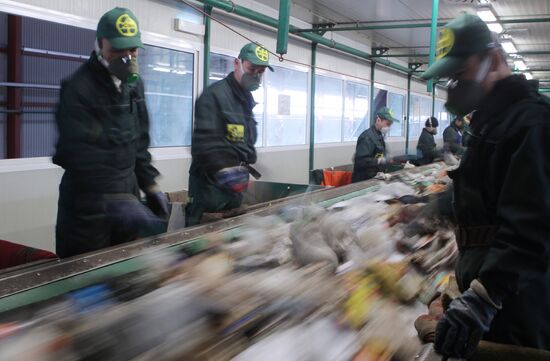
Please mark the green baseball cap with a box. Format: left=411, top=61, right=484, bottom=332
left=421, top=13, right=497, bottom=80
left=238, top=43, right=274, bottom=71
left=377, top=107, right=399, bottom=123
left=97, top=7, right=143, bottom=50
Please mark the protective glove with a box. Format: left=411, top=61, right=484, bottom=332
left=146, top=191, right=169, bottom=217
left=376, top=156, right=387, bottom=165
left=434, top=285, right=499, bottom=359
left=215, top=166, right=249, bottom=193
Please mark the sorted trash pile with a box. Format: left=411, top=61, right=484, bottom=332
left=0, top=164, right=458, bottom=361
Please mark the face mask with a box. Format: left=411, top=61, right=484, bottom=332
left=445, top=56, right=492, bottom=117
left=108, top=55, right=139, bottom=84
left=380, top=126, right=390, bottom=135
left=432, top=129, right=438, bottom=135
left=239, top=62, right=262, bottom=92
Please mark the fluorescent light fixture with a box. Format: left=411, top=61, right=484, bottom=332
left=514, top=60, right=528, bottom=71
left=525, top=72, right=533, bottom=80
left=153, top=66, right=171, bottom=73
left=487, top=22, right=503, bottom=34
left=477, top=9, right=497, bottom=22
left=501, top=40, right=518, bottom=54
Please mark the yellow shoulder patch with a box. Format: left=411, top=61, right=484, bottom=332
left=116, top=14, right=138, bottom=37
left=226, top=124, right=245, bottom=142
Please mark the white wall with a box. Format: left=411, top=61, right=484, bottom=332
left=0, top=0, right=447, bottom=252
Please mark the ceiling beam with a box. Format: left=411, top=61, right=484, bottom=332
left=371, top=50, right=550, bottom=58
left=292, top=17, right=550, bottom=33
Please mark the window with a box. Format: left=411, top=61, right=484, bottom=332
left=433, top=100, right=450, bottom=138
left=343, top=81, right=369, bottom=141
left=0, top=13, right=195, bottom=159
left=315, top=75, right=343, bottom=143
left=264, top=65, right=307, bottom=146
left=140, top=45, right=194, bottom=147
left=208, top=53, right=264, bottom=146
left=409, top=95, right=422, bottom=139
left=387, top=92, right=405, bottom=137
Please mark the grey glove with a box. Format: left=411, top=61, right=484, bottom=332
left=434, top=284, right=499, bottom=359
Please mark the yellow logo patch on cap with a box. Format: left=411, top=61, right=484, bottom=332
left=255, top=46, right=269, bottom=62
left=389, top=109, right=395, bottom=118
left=116, top=14, right=138, bottom=37
left=226, top=124, right=245, bottom=142
left=436, top=28, right=455, bottom=60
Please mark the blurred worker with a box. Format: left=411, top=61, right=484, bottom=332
left=53, top=8, right=168, bottom=258
left=443, top=115, right=466, bottom=156
left=185, top=43, right=272, bottom=226
left=416, top=116, right=440, bottom=165
left=422, top=13, right=550, bottom=358
left=351, top=107, right=399, bottom=182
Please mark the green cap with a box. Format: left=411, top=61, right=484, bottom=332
left=97, top=7, right=143, bottom=50
left=238, top=43, right=274, bottom=71
left=377, top=107, right=399, bottom=123
left=421, top=13, right=497, bottom=80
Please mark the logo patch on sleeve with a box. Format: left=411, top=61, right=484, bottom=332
left=226, top=124, right=245, bottom=142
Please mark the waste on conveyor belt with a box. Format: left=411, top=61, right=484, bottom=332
left=0, top=164, right=460, bottom=361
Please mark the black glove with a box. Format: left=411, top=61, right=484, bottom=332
left=146, top=191, right=169, bottom=217
left=434, top=287, right=498, bottom=359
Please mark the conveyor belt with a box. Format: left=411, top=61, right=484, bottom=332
left=0, top=163, right=445, bottom=312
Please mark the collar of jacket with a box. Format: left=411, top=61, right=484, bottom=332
left=87, top=51, right=126, bottom=95
left=226, top=71, right=256, bottom=109
left=472, top=75, right=538, bottom=130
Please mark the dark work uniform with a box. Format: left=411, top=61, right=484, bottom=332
left=53, top=52, right=164, bottom=258
left=416, top=128, right=439, bottom=165
left=352, top=126, right=386, bottom=182
left=185, top=72, right=257, bottom=226
left=443, top=122, right=466, bottom=156
left=449, top=75, right=550, bottom=350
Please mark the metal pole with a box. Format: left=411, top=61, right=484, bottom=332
left=405, top=74, right=411, bottom=155
left=370, top=61, right=375, bottom=126
left=427, top=0, right=439, bottom=93
left=373, top=53, right=430, bottom=58
left=202, top=5, right=212, bottom=89
left=7, top=15, right=22, bottom=159
left=196, top=0, right=411, bottom=74
left=308, top=42, right=317, bottom=184
left=276, top=0, right=291, bottom=55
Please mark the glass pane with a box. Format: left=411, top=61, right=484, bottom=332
left=21, top=88, right=58, bottom=158
left=343, top=81, right=369, bottom=141
left=387, top=92, right=404, bottom=137
left=420, top=97, right=432, bottom=137
left=265, top=65, right=307, bottom=146
left=208, top=53, right=264, bottom=147
left=409, top=95, right=422, bottom=139
left=372, top=87, right=388, bottom=116
left=315, top=75, right=343, bottom=143
left=140, top=45, right=194, bottom=147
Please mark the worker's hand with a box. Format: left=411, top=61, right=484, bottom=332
left=215, top=166, right=249, bottom=193
left=434, top=287, right=498, bottom=359
left=146, top=191, right=169, bottom=217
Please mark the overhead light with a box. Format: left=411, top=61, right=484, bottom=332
left=487, top=22, right=503, bottom=34
left=525, top=72, right=533, bottom=80
left=501, top=40, right=518, bottom=54
left=477, top=8, right=497, bottom=22
left=514, top=60, right=528, bottom=71
left=152, top=66, right=171, bottom=73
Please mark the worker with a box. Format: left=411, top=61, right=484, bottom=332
left=421, top=13, right=550, bottom=358
left=351, top=107, right=399, bottom=182
left=416, top=116, right=440, bottom=165
left=53, top=8, right=169, bottom=258
left=185, top=43, right=272, bottom=226
left=442, top=115, right=466, bottom=156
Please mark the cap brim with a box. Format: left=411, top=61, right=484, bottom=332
left=420, top=56, right=464, bottom=80
left=109, top=36, right=144, bottom=50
